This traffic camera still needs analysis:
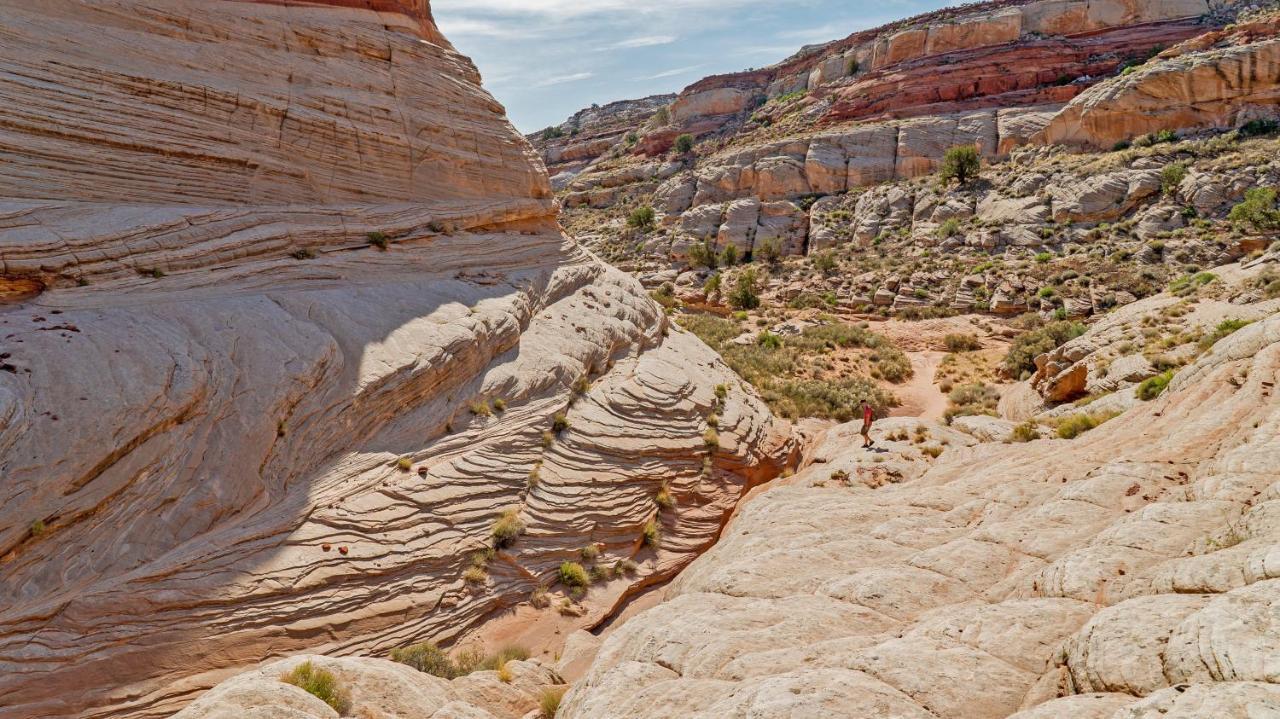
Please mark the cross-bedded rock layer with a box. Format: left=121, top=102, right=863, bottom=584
left=0, top=2, right=793, bottom=718
left=560, top=262, right=1280, bottom=718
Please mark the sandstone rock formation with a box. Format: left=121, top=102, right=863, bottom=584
left=560, top=260, right=1280, bottom=718
left=1039, top=18, right=1280, bottom=148
left=0, top=3, right=792, bottom=718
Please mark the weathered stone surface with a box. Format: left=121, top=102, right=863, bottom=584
left=0, top=3, right=795, bottom=718
left=1039, top=36, right=1280, bottom=149
left=562, top=279, right=1280, bottom=718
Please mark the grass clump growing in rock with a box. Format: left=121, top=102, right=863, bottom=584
left=539, top=687, right=566, bottom=719
left=1199, top=319, right=1253, bottom=350
left=490, top=508, right=525, bottom=549
left=1011, top=422, right=1041, bottom=442
left=1136, top=369, right=1175, bottom=400
left=281, top=662, right=351, bottom=715
left=1055, top=412, right=1118, bottom=439
left=642, top=519, right=661, bottom=547
left=367, top=231, right=389, bottom=250
left=558, top=561, right=589, bottom=588
left=391, top=643, right=529, bottom=680
left=551, top=413, right=570, bottom=433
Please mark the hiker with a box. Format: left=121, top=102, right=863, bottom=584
left=861, top=399, right=875, bottom=447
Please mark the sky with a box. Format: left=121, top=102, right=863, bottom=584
left=433, top=0, right=955, bottom=134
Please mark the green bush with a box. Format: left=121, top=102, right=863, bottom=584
left=812, top=251, right=837, bottom=274
left=1012, top=422, right=1041, bottom=442
left=627, top=206, right=656, bottom=231
left=391, top=642, right=459, bottom=678
left=1035, top=252, right=1053, bottom=263
left=674, top=133, right=695, bottom=154
left=280, top=662, right=351, bottom=714
left=367, top=231, right=389, bottom=250
left=703, top=273, right=722, bottom=300
left=559, top=561, right=589, bottom=587
left=1003, top=321, right=1086, bottom=379
left=1136, top=370, right=1175, bottom=400
left=1056, top=412, right=1116, bottom=439
left=937, top=218, right=962, bottom=239
left=1161, top=163, right=1187, bottom=195
left=679, top=314, right=741, bottom=346
left=1199, top=319, right=1253, bottom=350
left=688, top=239, right=718, bottom=269
left=757, top=331, right=783, bottom=350
left=755, top=238, right=781, bottom=264
left=642, top=519, right=661, bottom=547
left=728, top=269, right=761, bottom=310
left=719, top=243, right=740, bottom=266
left=1239, top=118, right=1278, bottom=137
left=1168, top=271, right=1218, bottom=296
left=490, top=508, right=525, bottom=549
left=944, top=333, right=982, bottom=352
left=873, top=345, right=914, bottom=383
left=939, top=145, right=981, bottom=185
left=1228, top=187, right=1280, bottom=232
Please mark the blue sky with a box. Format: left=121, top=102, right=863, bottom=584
left=433, top=0, right=954, bottom=133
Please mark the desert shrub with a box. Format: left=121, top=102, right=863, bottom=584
left=367, top=231, right=389, bottom=250
left=579, top=544, right=599, bottom=562
left=1055, top=412, right=1116, bottom=439
left=728, top=269, right=761, bottom=310
left=1168, top=271, right=1218, bottom=296
left=652, top=106, right=670, bottom=125
left=757, top=331, right=783, bottom=349
left=674, top=133, right=695, bottom=154
left=1239, top=118, right=1278, bottom=137
left=642, top=519, right=661, bottom=547
left=539, top=687, right=566, bottom=719
left=944, top=333, right=981, bottom=352
left=1161, top=163, right=1186, bottom=195
left=1199, top=319, right=1252, bottom=350
left=679, top=314, right=741, bottom=346
left=763, top=377, right=894, bottom=422
left=281, top=662, right=351, bottom=714
left=551, top=413, right=570, bottom=433
left=391, top=642, right=458, bottom=678
left=719, top=243, right=740, bottom=266
left=490, top=508, right=525, bottom=549
left=470, top=400, right=491, bottom=416
left=30, top=519, right=46, bottom=537
left=944, top=383, right=1000, bottom=422
left=558, top=561, right=589, bottom=587
left=655, top=483, right=675, bottom=509
left=789, top=322, right=882, bottom=351
left=492, top=398, right=507, bottom=412
left=1228, top=187, right=1280, bottom=232
left=939, top=145, right=980, bottom=185
left=651, top=282, right=678, bottom=309
left=397, top=457, right=413, bottom=472
left=703, top=272, right=722, bottom=300
left=755, top=237, right=782, bottom=264
left=688, top=239, right=718, bottom=269
left=846, top=57, right=860, bottom=75
left=1136, top=370, right=1175, bottom=400
left=872, top=345, right=913, bottom=383
left=1035, top=252, right=1053, bottom=263
left=937, top=218, right=962, bottom=239
left=812, top=251, right=838, bottom=274
left=1012, top=422, right=1041, bottom=442
left=627, top=206, right=656, bottom=231
left=1003, top=321, right=1086, bottom=379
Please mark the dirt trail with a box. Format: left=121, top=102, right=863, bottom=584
left=890, top=350, right=948, bottom=420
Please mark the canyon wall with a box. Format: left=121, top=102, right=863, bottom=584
left=0, top=2, right=792, bottom=717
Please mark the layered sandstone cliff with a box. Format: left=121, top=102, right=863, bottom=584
left=0, top=3, right=792, bottom=718
left=561, top=257, right=1280, bottom=718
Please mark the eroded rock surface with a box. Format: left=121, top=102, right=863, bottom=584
left=0, top=3, right=792, bottom=718
left=562, top=289, right=1280, bottom=717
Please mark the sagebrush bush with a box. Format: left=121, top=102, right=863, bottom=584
left=558, top=561, right=589, bottom=587
left=1012, top=422, right=1041, bottom=442
left=1003, top=321, right=1086, bottom=379
left=281, top=662, right=351, bottom=714
left=627, top=206, right=656, bottom=231
left=944, top=333, right=981, bottom=352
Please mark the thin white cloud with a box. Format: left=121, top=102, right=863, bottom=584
left=639, top=64, right=704, bottom=81
left=605, top=35, right=677, bottom=50
left=532, top=71, right=595, bottom=88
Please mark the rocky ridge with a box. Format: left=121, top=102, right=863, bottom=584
left=0, top=3, right=791, bottom=718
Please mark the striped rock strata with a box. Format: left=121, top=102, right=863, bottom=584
left=561, top=261, right=1280, bottom=718
left=0, top=2, right=792, bottom=718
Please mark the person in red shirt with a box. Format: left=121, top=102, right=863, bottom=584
left=860, top=399, right=875, bottom=448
